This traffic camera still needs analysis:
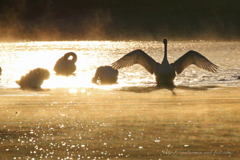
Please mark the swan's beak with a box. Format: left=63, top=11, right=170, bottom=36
left=163, top=39, right=168, bottom=44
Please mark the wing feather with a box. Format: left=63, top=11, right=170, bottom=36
left=172, top=50, right=218, bottom=74
left=112, top=49, right=157, bottom=74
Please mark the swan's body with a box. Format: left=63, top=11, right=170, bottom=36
left=92, top=66, right=118, bottom=85
left=112, top=39, right=218, bottom=87
left=16, top=68, right=50, bottom=90
left=54, top=52, right=77, bottom=76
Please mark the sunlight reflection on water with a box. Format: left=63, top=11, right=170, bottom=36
left=0, top=40, right=240, bottom=89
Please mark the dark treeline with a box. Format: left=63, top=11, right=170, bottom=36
left=0, top=0, right=239, bottom=41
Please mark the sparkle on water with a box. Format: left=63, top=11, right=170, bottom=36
left=0, top=40, right=239, bottom=159
left=0, top=40, right=240, bottom=89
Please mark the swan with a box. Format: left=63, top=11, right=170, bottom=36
left=54, top=52, right=77, bottom=76
left=16, top=68, right=50, bottom=90
left=112, top=39, right=218, bottom=87
left=92, top=66, right=118, bottom=85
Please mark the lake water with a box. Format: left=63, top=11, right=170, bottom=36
left=1, top=41, right=240, bottom=159
left=0, top=41, right=240, bottom=89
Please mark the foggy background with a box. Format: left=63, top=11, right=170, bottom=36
left=0, top=0, right=239, bottom=41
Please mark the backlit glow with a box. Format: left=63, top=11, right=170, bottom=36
left=0, top=41, right=155, bottom=89
left=1, top=40, right=232, bottom=89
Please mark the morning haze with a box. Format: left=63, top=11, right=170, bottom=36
left=0, top=0, right=239, bottom=41
left=0, top=1, right=240, bottom=159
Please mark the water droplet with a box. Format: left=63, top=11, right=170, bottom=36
left=81, top=144, right=85, bottom=148
left=184, top=144, right=190, bottom=147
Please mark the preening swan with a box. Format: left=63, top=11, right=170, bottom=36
left=16, top=68, right=50, bottom=90
left=54, top=52, right=77, bottom=76
left=92, top=66, right=118, bottom=85
left=112, top=39, right=218, bottom=87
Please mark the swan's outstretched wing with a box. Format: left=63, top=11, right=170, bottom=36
left=172, top=50, right=218, bottom=74
left=112, top=49, right=157, bottom=74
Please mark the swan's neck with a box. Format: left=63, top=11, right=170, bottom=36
left=66, top=52, right=77, bottom=63
left=162, top=42, right=169, bottom=64
left=71, top=54, right=77, bottom=63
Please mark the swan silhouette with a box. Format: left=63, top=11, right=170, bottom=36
left=112, top=39, right=218, bottom=87
left=16, top=68, right=50, bottom=90
left=54, top=52, right=77, bottom=76
left=92, top=66, right=118, bottom=85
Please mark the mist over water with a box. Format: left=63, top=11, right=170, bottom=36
left=1, top=1, right=240, bottom=159
left=0, top=0, right=240, bottom=41
left=0, top=40, right=240, bottom=89
left=1, top=41, right=240, bottom=159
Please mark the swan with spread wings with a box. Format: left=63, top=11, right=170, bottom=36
left=112, top=39, right=218, bottom=87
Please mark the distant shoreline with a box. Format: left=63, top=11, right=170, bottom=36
left=0, top=38, right=240, bottom=43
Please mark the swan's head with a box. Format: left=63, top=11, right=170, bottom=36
left=163, top=39, right=168, bottom=45
left=64, top=52, right=77, bottom=63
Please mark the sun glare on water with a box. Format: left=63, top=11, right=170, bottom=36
left=39, top=41, right=116, bottom=89
left=1, top=40, right=233, bottom=89
left=1, top=41, right=142, bottom=89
